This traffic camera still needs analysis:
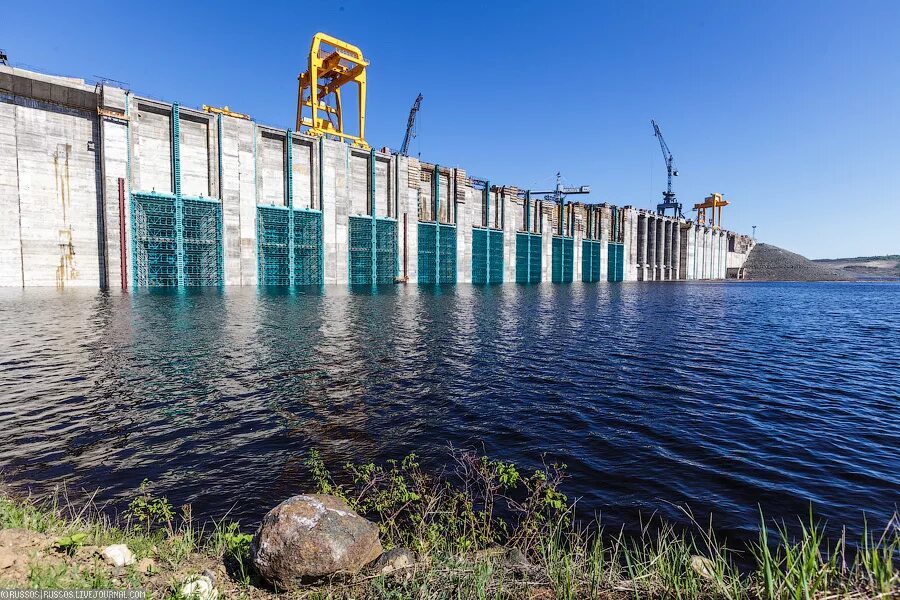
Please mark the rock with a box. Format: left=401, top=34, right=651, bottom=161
left=251, top=494, right=383, bottom=588
left=101, top=544, right=135, bottom=568
left=504, top=547, right=531, bottom=571
left=690, top=555, right=717, bottom=581
left=372, top=547, right=417, bottom=576
left=179, top=574, right=218, bottom=600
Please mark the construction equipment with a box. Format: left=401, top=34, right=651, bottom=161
left=530, top=172, right=591, bottom=236
left=693, top=192, right=729, bottom=229
left=296, top=33, right=369, bottom=149
left=202, top=105, right=250, bottom=120
left=0, top=49, right=8, bottom=66
left=651, top=119, right=682, bottom=218
left=397, top=93, right=423, bottom=156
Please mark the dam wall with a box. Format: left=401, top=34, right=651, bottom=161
left=0, top=65, right=753, bottom=288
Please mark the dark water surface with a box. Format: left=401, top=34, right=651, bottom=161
left=0, top=282, right=898, bottom=543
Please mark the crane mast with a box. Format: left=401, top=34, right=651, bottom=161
left=399, top=93, right=423, bottom=156
left=651, top=119, right=682, bottom=218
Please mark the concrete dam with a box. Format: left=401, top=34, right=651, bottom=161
left=0, top=64, right=754, bottom=289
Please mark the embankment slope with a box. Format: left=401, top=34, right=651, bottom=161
left=741, top=243, right=854, bottom=281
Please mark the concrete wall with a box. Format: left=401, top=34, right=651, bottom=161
left=0, top=65, right=753, bottom=288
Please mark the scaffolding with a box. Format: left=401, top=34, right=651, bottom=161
left=471, top=180, right=503, bottom=284
left=257, top=206, right=324, bottom=286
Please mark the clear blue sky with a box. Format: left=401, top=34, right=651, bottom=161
left=3, top=0, right=898, bottom=258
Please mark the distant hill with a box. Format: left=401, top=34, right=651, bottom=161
left=812, top=255, right=900, bottom=280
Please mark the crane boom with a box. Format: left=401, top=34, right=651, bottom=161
left=399, top=93, right=423, bottom=155
left=651, top=119, right=682, bottom=218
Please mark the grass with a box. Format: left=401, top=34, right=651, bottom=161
left=0, top=450, right=897, bottom=599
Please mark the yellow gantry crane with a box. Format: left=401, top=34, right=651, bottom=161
left=296, top=33, right=369, bottom=149
left=693, top=192, right=729, bottom=229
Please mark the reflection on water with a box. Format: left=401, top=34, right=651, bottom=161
left=0, top=282, right=898, bottom=543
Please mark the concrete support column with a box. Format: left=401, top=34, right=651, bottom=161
left=672, top=221, right=684, bottom=280
left=637, top=214, right=646, bottom=281
left=655, top=217, right=664, bottom=280
left=663, top=220, right=672, bottom=280
left=647, top=217, right=657, bottom=281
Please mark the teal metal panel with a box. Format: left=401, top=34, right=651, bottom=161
left=418, top=223, right=437, bottom=284
left=294, top=210, right=323, bottom=285
left=133, top=192, right=178, bottom=287
left=552, top=236, right=573, bottom=283
left=516, top=232, right=542, bottom=283
left=489, top=229, right=504, bottom=283
left=349, top=215, right=373, bottom=285
left=472, top=228, right=488, bottom=284
left=607, top=242, right=624, bottom=282
left=259, top=206, right=290, bottom=286
left=582, top=240, right=602, bottom=282
left=438, top=224, right=457, bottom=283
left=375, top=217, right=398, bottom=284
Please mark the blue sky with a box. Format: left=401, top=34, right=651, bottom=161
left=3, top=1, right=898, bottom=258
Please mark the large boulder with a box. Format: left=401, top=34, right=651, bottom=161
left=251, top=494, right=382, bottom=588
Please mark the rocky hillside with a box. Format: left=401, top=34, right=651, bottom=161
left=741, top=243, right=854, bottom=281
left=813, top=255, right=900, bottom=280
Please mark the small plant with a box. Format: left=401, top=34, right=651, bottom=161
left=124, top=479, right=174, bottom=532
left=53, top=532, right=88, bottom=555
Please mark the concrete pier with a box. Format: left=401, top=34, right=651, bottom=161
left=0, top=65, right=753, bottom=288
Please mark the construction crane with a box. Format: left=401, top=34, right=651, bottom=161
left=530, top=172, right=591, bottom=236
left=202, top=105, right=251, bottom=120
left=397, top=93, right=423, bottom=156
left=296, top=33, right=369, bottom=149
left=651, top=119, right=682, bottom=219
left=693, top=192, right=729, bottom=229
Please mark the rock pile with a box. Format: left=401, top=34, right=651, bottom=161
left=741, top=243, right=853, bottom=281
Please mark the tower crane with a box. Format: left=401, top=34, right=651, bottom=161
left=651, top=119, right=682, bottom=218
left=398, top=93, right=423, bottom=156
left=530, top=173, right=591, bottom=236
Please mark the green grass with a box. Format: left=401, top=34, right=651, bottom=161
left=0, top=451, right=897, bottom=599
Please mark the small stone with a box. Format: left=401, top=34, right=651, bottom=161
left=504, top=547, right=531, bottom=570
left=136, top=558, right=155, bottom=574
left=101, top=544, right=135, bottom=568
left=179, top=575, right=218, bottom=600
left=690, top=555, right=717, bottom=580
left=373, top=547, right=417, bottom=576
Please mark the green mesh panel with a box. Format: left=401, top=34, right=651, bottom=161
left=294, top=210, right=323, bottom=285
left=489, top=230, right=504, bottom=283
left=438, top=224, right=457, bottom=283
left=257, top=206, right=290, bottom=285
left=375, top=218, right=398, bottom=284
left=582, top=240, right=602, bottom=282
left=349, top=216, right=373, bottom=285
left=182, top=198, right=222, bottom=286
left=472, top=228, right=488, bottom=284
left=552, top=236, right=573, bottom=283
left=133, top=193, right=178, bottom=287
left=418, top=223, right=437, bottom=283
left=516, top=232, right=542, bottom=283
left=607, top=242, right=624, bottom=282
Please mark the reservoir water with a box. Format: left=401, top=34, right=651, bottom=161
left=0, top=282, right=897, bottom=544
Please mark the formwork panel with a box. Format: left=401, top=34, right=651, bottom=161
left=608, top=242, right=624, bottom=282
left=418, top=223, right=437, bottom=283
left=472, top=228, right=488, bottom=284
left=552, top=236, right=574, bottom=283
left=133, top=193, right=177, bottom=287
left=515, top=232, right=542, bottom=283
left=489, top=229, right=504, bottom=283
left=257, top=206, right=290, bottom=285
left=375, top=218, right=398, bottom=284
left=582, top=240, right=602, bottom=282
left=349, top=215, right=373, bottom=285
left=182, top=198, right=223, bottom=286
left=438, top=224, right=457, bottom=283
left=294, top=210, right=323, bottom=285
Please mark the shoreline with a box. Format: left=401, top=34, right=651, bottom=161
left=1, top=451, right=897, bottom=599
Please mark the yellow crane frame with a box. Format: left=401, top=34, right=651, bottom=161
left=296, top=33, right=369, bottom=149
left=693, top=192, right=729, bottom=229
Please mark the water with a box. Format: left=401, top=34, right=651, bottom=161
left=0, top=282, right=898, bottom=545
